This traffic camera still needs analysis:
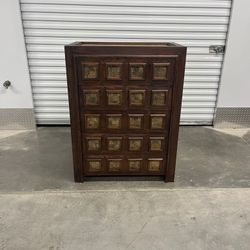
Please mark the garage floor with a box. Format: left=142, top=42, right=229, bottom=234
left=0, top=126, right=250, bottom=249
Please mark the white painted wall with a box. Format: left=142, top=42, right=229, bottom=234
left=0, top=0, right=33, bottom=108
left=217, top=0, right=250, bottom=107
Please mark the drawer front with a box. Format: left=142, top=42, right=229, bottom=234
left=85, top=157, right=166, bottom=176
left=77, top=56, right=175, bottom=176
left=77, top=57, right=175, bottom=85
left=82, top=134, right=167, bottom=155
left=81, top=111, right=170, bottom=133
left=79, top=86, right=172, bottom=111
left=83, top=133, right=167, bottom=175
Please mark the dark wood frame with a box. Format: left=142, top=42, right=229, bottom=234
left=65, top=42, right=186, bottom=182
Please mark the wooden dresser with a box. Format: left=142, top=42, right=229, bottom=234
left=65, top=42, right=186, bottom=182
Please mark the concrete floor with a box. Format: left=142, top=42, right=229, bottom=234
left=0, top=126, right=250, bottom=249
left=0, top=126, right=249, bottom=191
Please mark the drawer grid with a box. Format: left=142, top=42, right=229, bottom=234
left=65, top=42, right=186, bottom=182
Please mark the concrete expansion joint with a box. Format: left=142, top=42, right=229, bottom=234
left=1, top=188, right=250, bottom=196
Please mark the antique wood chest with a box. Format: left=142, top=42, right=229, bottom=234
left=65, top=42, right=186, bottom=182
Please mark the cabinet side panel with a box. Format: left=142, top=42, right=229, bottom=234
left=165, top=48, right=187, bottom=182
left=65, top=46, right=84, bottom=182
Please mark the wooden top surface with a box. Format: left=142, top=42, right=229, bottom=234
left=67, top=42, right=184, bottom=47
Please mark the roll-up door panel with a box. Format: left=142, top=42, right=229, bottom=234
left=20, top=0, right=232, bottom=125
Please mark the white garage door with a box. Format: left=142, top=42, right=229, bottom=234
left=20, top=0, right=232, bottom=125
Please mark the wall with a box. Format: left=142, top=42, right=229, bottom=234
left=215, top=0, right=250, bottom=127
left=0, top=0, right=248, bottom=128
left=20, top=0, right=231, bottom=125
left=0, top=0, right=35, bottom=129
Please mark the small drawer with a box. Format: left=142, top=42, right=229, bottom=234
left=86, top=158, right=103, bottom=173
left=85, top=137, right=102, bottom=152
left=105, top=63, right=123, bottom=81
left=128, top=137, right=144, bottom=152
left=129, top=90, right=146, bottom=107
left=148, top=158, right=164, bottom=172
left=84, top=114, right=101, bottom=130
left=150, top=59, right=175, bottom=84
left=149, top=137, right=165, bottom=152
left=151, top=90, right=169, bottom=107
left=106, top=114, right=123, bottom=130
left=106, top=89, right=124, bottom=106
left=107, top=159, right=122, bottom=172
left=129, top=63, right=146, bottom=81
left=107, top=136, right=123, bottom=152
left=83, top=89, right=101, bottom=106
left=128, top=158, right=143, bottom=172
left=150, top=114, right=167, bottom=130
left=128, top=114, right=144, bottom=129
left=153, top=63, right=169, bottom=80
left=81, top=62, right=99, bottom=81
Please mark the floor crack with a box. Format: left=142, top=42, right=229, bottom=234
left=125, top=218, right=151, bottom=249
